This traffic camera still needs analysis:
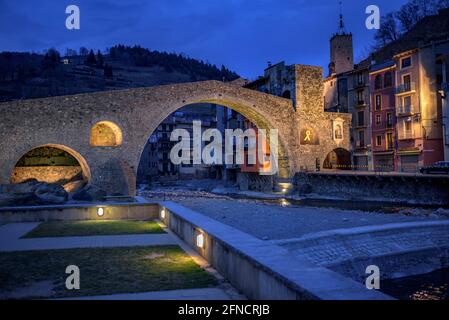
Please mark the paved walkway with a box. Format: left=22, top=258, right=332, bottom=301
left=0, top=222, right=176, bottom=252
left=61, top=288, right=230, bottom=300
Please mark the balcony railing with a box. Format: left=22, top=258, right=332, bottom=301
left=355, top=141, right=366, bottom=149
left=397, top=104, right=416, bottom=115
left=395, top=82, right=416, bottom=94
left=356, top=121, right=366, bottom=128
left=398, top=130, right=416, bottom=140
left=353, top=98, right=367, bottom=107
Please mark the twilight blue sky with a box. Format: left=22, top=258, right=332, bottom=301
left=0, top=0, right=409, bottom=79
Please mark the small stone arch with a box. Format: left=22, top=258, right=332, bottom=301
left=323, top=148, right=351, bottom=170
left=10, top=144, right=91, bottom=192
left=90, top=121, right=123, bottom=147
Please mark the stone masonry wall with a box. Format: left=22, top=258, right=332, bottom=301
left=296, top=172, right=449, bottom=205
left=10, top=166, right=83, bottom=185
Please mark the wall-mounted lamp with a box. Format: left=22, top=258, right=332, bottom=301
left=97, top=207, right=104, bottom=217
left=278, top=182, right=292, bottom=194
left=160, top=208, right=166, bottom=219
left=196, top=233, right=204, bottom=248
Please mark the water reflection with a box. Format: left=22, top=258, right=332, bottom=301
left=228, top=193, right=447, bottom=214
left=381, top=268, right=449, bottom=300
left=279, top=198, right=291, bottom=207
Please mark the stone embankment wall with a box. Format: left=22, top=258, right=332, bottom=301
left=295, top=172, right=449, bottom=205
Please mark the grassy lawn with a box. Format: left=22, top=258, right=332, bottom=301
left=23, top=220, right=165, bottom=238
left=0, top=246, right=217, bottom=299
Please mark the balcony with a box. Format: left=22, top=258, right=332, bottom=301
left=355, top=120, right=367, bottom=128
left=353, top=98, right=367, bottom=108
left=386, top=142, right=394, bottom=151
left=355, top=141, right=367, bottom=150
left=398, top=130, right=416, bottom=140
left=353, top=81, right=366, bottom=89
left=397, top=104, right=416, bottom=116
left=395, top=82, right=416, bottom=95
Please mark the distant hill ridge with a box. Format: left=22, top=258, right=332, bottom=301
left=0, top=44, right=239, bottom=102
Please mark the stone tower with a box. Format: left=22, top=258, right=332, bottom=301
left=328, top=1, right=353, bottom=76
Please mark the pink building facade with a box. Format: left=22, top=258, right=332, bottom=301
left=370, top=62, right=397, bottom=171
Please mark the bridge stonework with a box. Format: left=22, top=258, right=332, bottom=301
left=0, top=66, right=351, bottom=196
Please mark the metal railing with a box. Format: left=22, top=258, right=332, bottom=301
left=395, top=82, right=416, bottom=94
left=398, top=130, right=415, bottom=140
left=353, top=98, right=367, bottom=107
left=397, top=104, right=416, bottom=115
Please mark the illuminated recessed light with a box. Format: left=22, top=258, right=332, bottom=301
left=97, top=207, right=104, bottom=217
left=196, top=233, right=204, bottom=248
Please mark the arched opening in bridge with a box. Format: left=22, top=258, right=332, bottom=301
left=136, top=102, right=287, bottom=193
left=323, top=148, right=351, bottom=170
left=10, top=144, right=91, bottom=192
left=90, top=121, right=123, bottom=147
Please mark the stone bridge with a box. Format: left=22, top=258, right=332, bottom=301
left=0, top=66, right=351, bottom=196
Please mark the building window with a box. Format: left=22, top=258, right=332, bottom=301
left=405, top=119, right=412, bottom=131
left=402, top=74, right=412, bottom=91
left=403, top=95, right=411, bottom=107
left=357, top=90, right=364, bottom=104
left=384, top=72, right=393, bottom=88
left=386, top=113, right=393, bottom=127
left=375, top=75, right=382, bottom=90
left=376, top=135, right=382, bottom=147
left=358, top=130, right=365, bottom=147
left=358, top=111, right=365, bottom=126
left=376, top=114, right=382, bottom=125
left=375, top=94, right=382, bottom=111
left=386, top=132, right=393, bottom=150
left=357, top=73, right=364, bottom=85
left=401, top=56, right=412, bottom=69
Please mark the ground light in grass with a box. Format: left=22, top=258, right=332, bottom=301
left=0, top=245, right=217, bottom=299
left=22, top=220, right=165, bottom=238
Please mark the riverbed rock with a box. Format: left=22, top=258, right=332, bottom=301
left=0, top=192, right=39, bottom=206
left=71, top=185, right=107, bottom=201
left=34, top=183, right=68, bottom=204
left=434, top=208, right=449, bottom=218
left=0, top=180, right=68, bottom=206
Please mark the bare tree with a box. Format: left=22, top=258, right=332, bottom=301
left=375, top=13, right=400, bottom=47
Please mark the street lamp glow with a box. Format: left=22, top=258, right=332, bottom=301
left=196, top=233, right=204, bottom=248
left=97, top=207, right=104, bottom=217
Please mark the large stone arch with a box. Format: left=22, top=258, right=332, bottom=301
left=133, top=94, right=297, bottom=181
left=0, top=81, right=301, bottom=196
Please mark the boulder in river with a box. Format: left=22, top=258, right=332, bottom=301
left=0, top=180, right=68, bottom=206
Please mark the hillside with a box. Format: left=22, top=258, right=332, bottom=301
left=360, top=8, right=449, bottom=67
left=0, top=45, right=239, bottom=102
